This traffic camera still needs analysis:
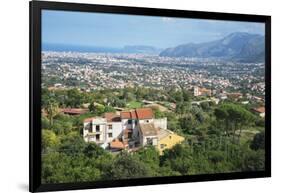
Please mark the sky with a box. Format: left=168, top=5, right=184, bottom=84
left=42, top=10, right=265, bottom=49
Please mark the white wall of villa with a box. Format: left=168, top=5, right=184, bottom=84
left=153, top=118, right=167, bottom=130
left=83, top=109, right=168, bottom=149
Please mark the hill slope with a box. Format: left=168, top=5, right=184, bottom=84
left=160, top=32, right=265, bottom=62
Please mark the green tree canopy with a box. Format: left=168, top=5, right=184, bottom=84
left=250, top=131, right=265, bottom=150
left=42, top=129, right=59, bottom=153
left=59, top=132, right=86, bottom=155
left=105, top=152, right=151, bottom=179
left=214, top=103, right=255, bottom=142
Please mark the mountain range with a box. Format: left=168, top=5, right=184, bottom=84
left=159, top=32, right=265, bottom=62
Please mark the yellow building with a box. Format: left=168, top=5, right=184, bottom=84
left=157, top=129, right=185, bottom=155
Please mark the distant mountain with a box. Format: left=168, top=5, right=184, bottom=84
left=159, top=32, right=265, bottom=62
left=42, top=43, right=161, bottom=54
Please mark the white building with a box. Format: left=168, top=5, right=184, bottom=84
left=83, top=108, right=167, bottom=149
left=193, top=86, right=200, bottom=96
left=83, top=113, right=122, bottom=149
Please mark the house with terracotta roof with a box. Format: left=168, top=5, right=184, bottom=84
left=61, top=108, right=88, bottom=115
left=193, top=86, right=212, bottom=97
left=83, top=108, right=178, bottom=151
left=252, top=107, right=265, bottom=118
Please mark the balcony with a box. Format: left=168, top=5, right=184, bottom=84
left=86, top=135, right=105, bottom=144
left=87, top=132, right=101, bottom=136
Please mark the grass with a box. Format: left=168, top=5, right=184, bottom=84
left=126, top=101, right=143, bottom=109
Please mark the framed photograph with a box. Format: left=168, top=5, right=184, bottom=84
left=30, top=1, right=271, bottom=192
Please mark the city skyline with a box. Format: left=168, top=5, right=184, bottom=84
left=42, top=10, right=265, bottom=49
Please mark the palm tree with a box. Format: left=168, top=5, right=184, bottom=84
left=45, top=99, right=59, bottom=126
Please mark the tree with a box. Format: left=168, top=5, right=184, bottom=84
left=255, top=117, right=265, bottom=127
left=239, top=149, right=265, bottom=171
left=42, top=152, right=102, bottom=183
left=182, top=89, right=191, bottom=102
left=104, top=105, right=116, bottom=113
left=41, top=115, right=51, bottom=129
left=175, top=101, right=191, bottom=115
left=65, top=89, right=83, bottom=107
left=207, top=150, right=225, bottom=164
left=135, top=87, right=149, bottom=100
left=114, top=98, right=126, bottom=108
left=122, top=90, right=136, bottom=102
left=83, top=143, right=105, bottom=158
left=150, top=106, right=165, bottom=118
left=250, top=131, right=265, bottom=150
left=161, top=144, right=192, bottom=175
left=42, top=129, right=59, bottom=153
left=45, top=99, right=60, bottom=126
left=200, top=102, right=210, bottom=111
left=191, top=106, right=205, bottom=123
left=214, top=104, right=255, bottom=143
left=59, top=132, right=86, bottom=155
left=135, top=146, right=160, bottom=175
left=167, top=88, right=183, bottom=103
left=179, top=114, right=197, bottom=134
left=104, top=152, right=150, bottom=179
left=88, top=102, right=105, bottom=115
left=52, top=119, right=73, bottom=135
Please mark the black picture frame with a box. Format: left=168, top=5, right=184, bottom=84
left=30, top=1, right=271, bottom=192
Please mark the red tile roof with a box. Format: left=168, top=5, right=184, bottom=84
left=131, top=111, right=137, bottom=119
left=136, top=108, right=153, bottom=119
left=83, top=117, right=95, bottom=123
left=227, top=92, right=243, bottom=98
left=120, top=111, right=131, bottom=119
left=104, top=112, right=121, bottom=122
left=120, top=108, right=153, bottom=120
left=110, top=139, right=127, bottom=149
left=61, top=108, right=88, bottom=115
left=120, top=111, right=137, bottom=119
left=253, top=107, right=265, bottom=113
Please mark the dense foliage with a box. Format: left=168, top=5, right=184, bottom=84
left=41, top=87, right=265, bottom=184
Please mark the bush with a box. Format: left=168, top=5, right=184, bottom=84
left=250, top=131, right=265, bottom=150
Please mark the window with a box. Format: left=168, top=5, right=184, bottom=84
left=89, top=126, right=93, bottom=133
left=169, top=136, right=172, bottom=139
left=96, top=134, right=100, bottom=141
left=146, top=120, right=149, bottom=123
left=128, top=132, right=132, bottom=139
left=135, top=120, right=138, bottom=124
left=128, top=119, right=132, bottom=124
left=147, top=138, right=153, bottom=145
left=108, top=133, right=113, bottom=138
left=108, top=125, right=112, bottom=130
left=96, top=125, right=100, bottom=132
left=160, top=144, right=166, bottom=149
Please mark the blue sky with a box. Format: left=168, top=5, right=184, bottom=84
left=42, top=10, right=265, bottom=49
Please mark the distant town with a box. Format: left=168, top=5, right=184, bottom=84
left=42, top=51, right=265, bottom=100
